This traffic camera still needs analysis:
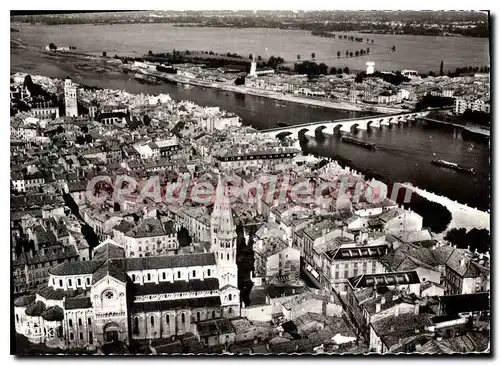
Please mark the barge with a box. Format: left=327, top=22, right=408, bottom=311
left=431, top=159, right=476, bottom=174
left=277, top=121, right=291, bottom=127
left=341, top=136, right=377, bottom=150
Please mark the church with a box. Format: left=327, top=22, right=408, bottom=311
left=14, top=178, right=241, bottom=350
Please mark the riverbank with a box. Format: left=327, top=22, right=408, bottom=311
left=401, top=184, right=490, bottom=239
left=156, top=72, right=403, bottom=114
left=419, top=116, right=490, bottom=137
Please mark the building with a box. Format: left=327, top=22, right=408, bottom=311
left=64, top=78, right=78, bottom=117
left=32, top=102, right=60, bottom=120
left=444, top=250, right=490, bottom=295
left=366, top=62, right=375, bottom=75
left=454, top=98, right=490, bottom=114
left=123, top=218, right=179, bottom=258
left=14, top=236, right=241, bottom=350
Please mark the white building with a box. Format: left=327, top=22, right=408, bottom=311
left=64, top=77, right=78, bottom=117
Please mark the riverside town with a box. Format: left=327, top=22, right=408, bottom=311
left=10, top=10, right=490, bottom=356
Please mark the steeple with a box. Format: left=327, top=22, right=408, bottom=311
left=212, top=175, right=236, bottom=238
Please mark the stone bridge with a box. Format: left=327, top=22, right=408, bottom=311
left=261, top=111, right=430, bottom=139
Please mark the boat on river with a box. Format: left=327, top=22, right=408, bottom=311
left=431, top=159, right=475, bottom=174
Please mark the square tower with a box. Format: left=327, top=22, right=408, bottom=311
left=64, top=77, right=78, bottom=117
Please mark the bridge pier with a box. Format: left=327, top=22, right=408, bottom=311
left=340, top=125, right=352, bottom=133
left=380, top=120, right=390, bottom=126
left=304, top=130, right=316, bottom=137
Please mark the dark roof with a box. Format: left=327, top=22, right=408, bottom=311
left=38, top=286, right=87, bottom=301
left=48, top=260, right=104, bottom=276
left=325, top=244, right=389, bottom=260
left=134, top=278, right=219, bottom=296
left=25, top=301, right=47, bottom=316
left=348, top=271, right=420, bottom=289
left=14, top=294, right=36, bottom=307
left=41, top=306, right=64, bottom=321
left=65, top=296, right=92, bottom=310
left=117, top=253, right=215, bottom=271
left=196, top=318, right=235, bottom=337
left=438, top=292, right=490, bottom=315
left=92, top=261, right=127, bottom=284
left=371, top=312, right=433, bottom=338
left=93, top=241, right=126, bottom=261
left=131, top=296, right=221, bottom=313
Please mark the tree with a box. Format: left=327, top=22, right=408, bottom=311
left=148, top=50, right=153, bottom=56
left=49, top=43, right=57, bottom=51
left=337, top=68, right=343, bottom=75
left=346, top=50, right=349, bottom=57
left=330, top=66, right=337, bottom=74
left=349, top=52, right=353, bottom=57
left=366, top=48, right=370, bottom=54
left=343, top=67, right=350, bottom=74
left=297, top=54, right=301, bottom=61
left=311, top=52, right=316, bottom=60
left=440, top=60, right=444, bottom=76
left=355, top=51, right=359, bottom=57
left=102, top=51, right=107, bottom=57
left=185, top=50, right=190, bottom=55
left=257, top=55, right=262, bottom=61
left=337, top=51, right=341, bottom=58
left=371, top=39, right=374, bottom=43
left=392, top=46, right=396, bottom=52
left=249, top=54, right=253, bottom=59
left=318, top=63, right=328, bottom=75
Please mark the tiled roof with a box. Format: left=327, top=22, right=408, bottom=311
left=118, top=253, right=216, bottom=271
left=65, top=297, right=92, bottom=310
left=438, top=292, right=489, bottom=315
left=25, top=301, right=47, bottom=317
left=49, top=260, right=105, bottom=276
left=371, top=312, right=433, bottom=338
left=325, top=244, right=389, bottom=261
left=14, top=294, right=36, bottom=307
left=348, top=271, right=420, bottom=289
left=41, top=305, right=64, bottom=321
left=196, top=318, right=235, bottom=337
left=134, top=278, right=219, bottom=296
left=38, top=286, right=87, bottom=301
left=92, top=261, right=127, bottom=284
left=125, top=218, right=170, bottom=238
left=93, top=241, right=125, bottom=261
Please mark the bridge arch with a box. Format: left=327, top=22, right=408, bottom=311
left=367, top=120, right=381, bottom=129
left=314, top=125, right=329, bottom=136
left=350, top=123, right=360, bottom=132
left=297, top=128, right=311, bottom=140
left=275, top=131, right=293, bottom=140
left=333, top=124, right=344, bottom=135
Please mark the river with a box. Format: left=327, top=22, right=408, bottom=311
left=11, top=23, right=490, bottom=72
left=10, top=44, right=490, bottom=212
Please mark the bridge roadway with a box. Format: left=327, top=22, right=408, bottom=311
left=261, top=111, right=430, bottom=139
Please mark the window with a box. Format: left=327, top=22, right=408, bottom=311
left=229, top=308, right=233, bottom=314
left=150, top=316, right=155, bottom=327
left=104, top=290, right=114, bottom=300
left=162, top=272, right=166, bottom=280
left=139, top=247, right=142, bottom=252
left=88, top=318, right=92, bottom=326
left=89, top=332, right=93, bottom=344
left=177, top=271, right=181, bottom=279
left=70, top=333, right=74, bottom=341
left=132, top=274, right=136, bottom=282
left=59, top=280, right=63, bottom=287
left=86, top=278, right=91, bottom=285
left=166, top=314, right=170, bottom=325
left=212, top=310, right=216, bottom=319
left=133, top=317, right=139, bottom=335
left=80, top=332, right=83, bottom=340
left=69, top=319, right=73, bottom=327
left=192, top=270, right=196, bottom=278
left=197, top=312, right=201, bottom=321
left=16, top=314, right=19, bottom=323
left=227, top=254, right=230, bottom=260
left=147, top=273, right=151, bottom=281
left=77, top=278, right=81, bottom=286
left=78, top=318, right=82, bottom=326
left=228, top=294, right=232, bottom=301
left=181, top=313, right=185, bottom=324
left=207, top=269, right=211, bottom=276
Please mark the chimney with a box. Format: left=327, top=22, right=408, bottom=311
left=415, top=343, right=422, bottom=352
left=380, top=297, right=386, bottom=305
left=459, top=258, right=466, bottom=267
left=394, top=304, right=400, bottom=317
left=414, top=305, right=420, bottom=315
left=375, top=303, right=381, bottom=313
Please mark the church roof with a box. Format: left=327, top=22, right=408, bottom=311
left=117, top=253, right=216, bottom=271
left=49, top=260, right=104, bottom=276
left=130, top=296, right=221, bottom=313
left=92, top=260, right=128, bottom=284
left=65, top=296, right=92, bottom=310
left=41, top=305, right=64, bottom=321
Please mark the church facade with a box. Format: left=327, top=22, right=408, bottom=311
left=14, top=179, right=241, bottom=350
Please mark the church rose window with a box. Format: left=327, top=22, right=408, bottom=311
left=104, top=291, right=114, bottom=300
